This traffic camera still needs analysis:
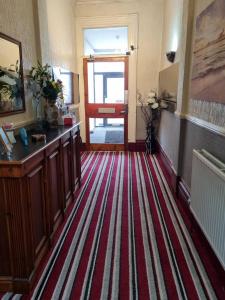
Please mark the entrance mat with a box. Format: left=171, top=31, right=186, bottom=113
left=105, top=130, right=124, bottom=144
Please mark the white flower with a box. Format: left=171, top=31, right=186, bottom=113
left=147, top=97, right=155, bottom=104
left=151, top=103, right=159, bottom=109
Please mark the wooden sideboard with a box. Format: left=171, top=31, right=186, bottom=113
left=0, top=123, right=81, bottom=293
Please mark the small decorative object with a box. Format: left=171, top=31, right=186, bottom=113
left=28, top=62, right=64, bottom=124
left=31, top=134, right=46, bottom=142
left=166, top=51, right=176, bottom=63
left=19, top=127, right=28, bottom=146
left=63, top=113, right=77, bottom=126
left=6, top=131, right=16, bottom=144
left=0, top=127, right=13, bottom=154
left=137, top=90, right=161, bottom=154
left=2, top=122, right=14, bottom=130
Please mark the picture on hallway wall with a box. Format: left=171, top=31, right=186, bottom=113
left=191, top=0, right=225, bottom=104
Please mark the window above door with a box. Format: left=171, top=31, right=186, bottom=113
left=84, top=27, right=128, bottom=56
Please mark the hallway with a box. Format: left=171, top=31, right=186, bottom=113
left=1, top=152, right=223, bottom=300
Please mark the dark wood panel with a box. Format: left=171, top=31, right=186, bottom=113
left=0, top=123, right=81, bottom=293
left=4, top=178, right=30, bottom=277
left=47, top=149, right=63, bottom=233
left=62, top=140, right=72, bottom=207
left=0, top=181, right=11, bottom=276
left=71, top=134, right=77, bottom=192
left=27, top=164, right=47, bottom=260
left=75, top=133, right=81, bottom=187
left=71, top=129, right=81, bottom=192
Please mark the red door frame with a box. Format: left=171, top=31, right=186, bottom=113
left=83, top=56, right=128, bottom=151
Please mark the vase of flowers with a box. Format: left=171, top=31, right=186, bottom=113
left=42, top=79, right=64, bottom=126
left=137, top=90, right=161, bottom=154
left=28, top=62, right=63, bottom=125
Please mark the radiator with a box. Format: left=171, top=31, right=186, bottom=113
left=190, top=149, right=225, bottom=270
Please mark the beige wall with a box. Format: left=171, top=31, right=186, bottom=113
left=0, top=0, right=38, bottom=126
left=160, top=0, right=183, bottom=70
left=38, top=0, right=77, bottom=72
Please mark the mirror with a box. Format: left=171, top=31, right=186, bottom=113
left=0, top=32, right=25, bottom=116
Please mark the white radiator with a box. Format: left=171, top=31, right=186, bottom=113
left=190, top=149, right=225, bottom=270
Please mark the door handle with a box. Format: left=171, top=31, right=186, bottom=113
left=120, top=107, right=128, bottom=114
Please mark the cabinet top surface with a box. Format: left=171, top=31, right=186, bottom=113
left=0, top=122, right=80, bottom=164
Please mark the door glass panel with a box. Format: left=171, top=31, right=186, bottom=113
left=107, top=118, right=124, bottom=126
left=89, top=118, right=124, bottom=144
left=87, top=61, right=125, bottom=104
left=94, top=62, right=124, bottom=72
left=95, top=118, right=104, bottom=127
left=106, top=78, right=124, bottom=103
left=88, top=62, right=94, bottom=103
left=95, top=74, right=103, bottom=103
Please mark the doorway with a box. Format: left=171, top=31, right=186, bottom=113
left=84, top=56, right=128, bottom=151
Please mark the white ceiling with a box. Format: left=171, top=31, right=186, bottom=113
left=84, top=27, right=128, bottom=55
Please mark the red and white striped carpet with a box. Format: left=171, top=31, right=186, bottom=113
left=1, top=152, right=224, bottom=299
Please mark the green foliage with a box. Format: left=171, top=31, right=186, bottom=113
left=29, top=61, right=52, bottom=87
left=28, top=61, right=63, bottom=102
left=0, top=67, right=22, bottom=101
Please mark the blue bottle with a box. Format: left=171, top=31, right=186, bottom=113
left=19, top=128, right=28, bottom=146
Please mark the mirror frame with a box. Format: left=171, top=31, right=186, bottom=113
left=0, top=32, right=25, bottom=116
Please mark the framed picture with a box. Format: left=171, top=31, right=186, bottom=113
left=0, top=127, right=13, bottom=152
left=191, top=0, right=225, bottom=104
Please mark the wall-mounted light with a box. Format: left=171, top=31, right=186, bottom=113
left=166, top=51, right=176, bottom=63
left=126, top=45, right=138, bottom=56
left=87, top=54, right=95, bottom=62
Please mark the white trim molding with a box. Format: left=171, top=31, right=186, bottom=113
left=76, top=14, right=138, bottom=142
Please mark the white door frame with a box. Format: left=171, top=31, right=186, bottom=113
left=76, top=14, right=138, bottom=143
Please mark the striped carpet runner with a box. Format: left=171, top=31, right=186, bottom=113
left=1, top=152, right=224, bottom=300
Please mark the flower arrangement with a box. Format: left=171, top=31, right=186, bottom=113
left=137, top=90, right=161, bottom=126
left=28, top=62, right=63, bottom=115
left=42, top=79, right=63, bottom=103
left=137, top=90, right=163, bottom=154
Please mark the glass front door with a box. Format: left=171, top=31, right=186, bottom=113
left=84, top=57, right=128, bottom=151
